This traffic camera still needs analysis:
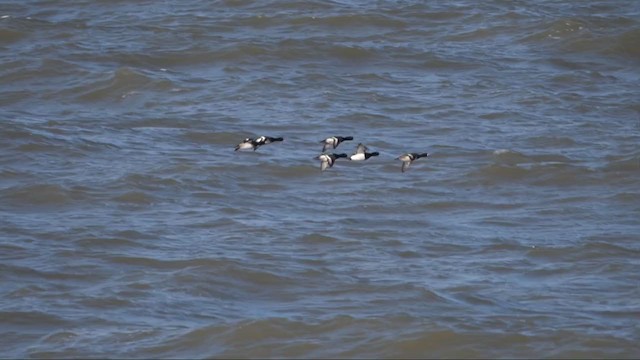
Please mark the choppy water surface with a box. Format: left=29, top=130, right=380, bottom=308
left=1, top=0, right=639, bottom=358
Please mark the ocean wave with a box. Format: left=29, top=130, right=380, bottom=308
left=291, top=13, right=407, bottom=29
left=526, top=241, right=639, bottom=262
left=125, top=313, right=637, bottom=358
left=105, top=255, right=239, bottom=270
left=0, top=311, right=70, bottom=326
left=299, top=233, right=339, bottom=244
left=78, top=295, right=133, bottom=309
left=69, top=67, right=173, bottom=102
left=602, top=153, right=639, bottom=173
left=466, top=152, right=598, bottom=186
left=0, top=27, right=25, bottom=44
left=183, top=131, right=239, bottom=144
left=1, top=262, right=99, bottom=281
left=522, top=18, right=587, bottom=43
left=0, top=183, right=80, bottom=207
left=74, top=236, right=142, bottom=249
left=119, top=40, right=386, bottom=66
left=264, top=164, right=319, bottom=178
left=603, top=28, right=640, bottom=60
left=521, top=16, right=640, bottom=62
left=112, top=191, right=156, bottom=205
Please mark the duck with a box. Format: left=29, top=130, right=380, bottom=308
left=349, top=143, right=379, bottom=161
left=234, top=137, right=256, bottom=151
left=316, top=153, right=348, bottom=171
left=234, top=136, right=283, bottom=151
left=254, top=136, right=283, bottom=146
left=320, top=136, right=354, bottom=152
left=397, top=153, right=429, bottom=172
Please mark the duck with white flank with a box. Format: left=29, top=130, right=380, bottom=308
left=349, top=143, right=379, bottom=161
left=397, top=153, right=429, bottom=172
left=320, top=136, right=353, bottom=152
left=316, top=153, right=348, bottom=171
left=234, top=136, right=283, bottom=151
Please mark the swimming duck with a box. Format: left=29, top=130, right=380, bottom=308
left=397, top=153, right=429, bottom=172
left=320, top=136, right=354, bottom=152
left=316, top=153, right=348, bottom=171
left=349, top=143, right=379, bottom=161
left=234, top=136, right=283, bottom=151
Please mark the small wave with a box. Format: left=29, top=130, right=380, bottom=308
left=492, top=149, right=531, bottom=164
left=265, top=164, right=318, bottom=178
left=75, top=236, right=141, bottom=249
left=106, top=256, right=238, bottom=270
left=0, top=311, right=70, bottom=326
left=112, top=191, right=155, bottom=205
left=78, top=295, right=133, bottom=309
left=213, top=43, right=270, bottom=61
left=379, top=329, right=532, bottom=358
left=115, top=229, right=155, bottom=239
left=0, top=27, right=26, bottom=44
left=233, top=267, right=295, bottom=287
left=139, top=316, right=640, bottom=358
left=72, top=67, right=171, bottom=102
left=117, top=49, right=239, bottom=68
left=444, top=27, right=504, bottom=42
left=521, top=18, right=587, bottom=43
left=602, top=154, right=639, bottom=173
left=207, top=315, right=412, bottom=357
left=470, top=157, right=595, bottom=186
left=470, top=163, right=530, bottom=183
left=452, top=292, right=498, bottom=307
left=607, top=192, right=640, bottom=204
left=409, top=10, right=467, bottom=21
left=1, top=184, right=76, bottom=207
left=477, top=241, right=529, bottom=254
left=184, top=131, right=238, bottom=144
left=526, top=135, right=578, bottom=148
left=300, top=233, right=339, bottom=244
left=581, top=241, right=640, bottom=257
left=521, top=17, right=640, bottom=62
left=0, top=243, right=28, bottom=257
left=327, top=45, right=376, bottom=61
left=488, top=150, right=575, bottom=168
left=209, top=40, right=380, bottom=63
left=526, top=241, right=639, bottom=262
left=427, top=200, right=520, bottom=211
left=39, top=330, right=79, bottom=345
left=297, top=14, right=407, bottom=29
left=127, top=118, right=195, bottom=130
left=1, top=262, right=100, bottom=281
left=421, top=55, right=482, bottom=70
left=391, top=246, right=418, bottom=259
left=120, top=173, right=181, bottom=190
left=603, top=28, right=640, bottom=60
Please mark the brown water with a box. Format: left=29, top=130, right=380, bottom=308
left=1, top=0, right=639, bottom=358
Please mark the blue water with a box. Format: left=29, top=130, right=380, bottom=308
left=1, top=1, right=639, bottom=358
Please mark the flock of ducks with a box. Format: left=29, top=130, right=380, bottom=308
left=235, top=135, right=429, bottom=173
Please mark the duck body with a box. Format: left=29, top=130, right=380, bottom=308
left=316, top=153, right=348, bottom=171
left=234, top=136, right=283, bottom=151
left=349, top=152, right=380, bottom=161
left=349, top=143, right=379, bottom=161
left=254, top=136, right=284, bottom=146
left=397, top=152, right=429, bottom=172
left=234, top=138, right=256, bottom=151
left=320, top=136, right=354, bottom=152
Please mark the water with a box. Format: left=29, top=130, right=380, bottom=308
left=1, top=0, right=639, bottom=358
